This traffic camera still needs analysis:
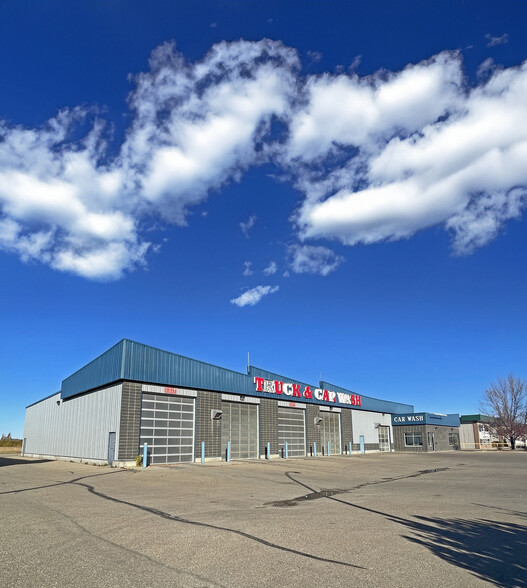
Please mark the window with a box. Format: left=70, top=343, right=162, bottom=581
left=404, top=432, right=423, bottom=447
left=449, top=433, right=460, bottom=448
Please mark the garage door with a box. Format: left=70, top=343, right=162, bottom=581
left=139, top=393, right=195, bottom=464
left=278, top=406, right=306, bottom=457
left=221, top=401, right=259, bottom=459
left=321, top=412, right=341, bottom=455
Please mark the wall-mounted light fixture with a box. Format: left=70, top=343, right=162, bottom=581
left=211, top=410, right=223, bottom=420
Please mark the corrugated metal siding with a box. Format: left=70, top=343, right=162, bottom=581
left=23, top=384, right=122, bottom=460
left=61, top=341, right=124, bottom=400
left=352, top=410, right=393, bottom=445
left=321, top=380, right=414, bottom=414
left=122, top=340, right=254, bottom=396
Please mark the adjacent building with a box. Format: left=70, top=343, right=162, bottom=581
left=391, top=412, right=461, bottom=452
left=459, top=414, right=494, bottom=449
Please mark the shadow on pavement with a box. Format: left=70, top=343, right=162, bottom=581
left=402, top=516, right=527, bottom=587
left=284, top=470, right=527, bottom=587
left=0, top=456, right=52, bottom=467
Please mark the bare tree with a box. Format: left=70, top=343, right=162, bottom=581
left=480, top=375, right=527, bottom=449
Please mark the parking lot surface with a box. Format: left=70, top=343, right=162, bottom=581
left=1, top=451, right=526, bottom=587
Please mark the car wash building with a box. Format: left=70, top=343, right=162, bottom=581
left=391, top=412, right=461, bottom=452
left=23, top=339, right=414, bottom=466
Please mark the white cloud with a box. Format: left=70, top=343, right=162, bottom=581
left=263, top=261, right=277, bottom=275
left=0, top=40, right=298, bottom=280
left=240, top=215, right=257, bottom=238
left=243, top=261, right=253, bottom=276
left=230, top=285, right=279, bottom=307
left=285, top=51, right=463, bottom=161
left=289, top=54, right=527, bottom=254
left=2, top=42, right=527, bottom=281
left=288, top=244, right=343, bottom=276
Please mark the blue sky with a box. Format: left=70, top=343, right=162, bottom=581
left=1, top=1, right=527, bottom=437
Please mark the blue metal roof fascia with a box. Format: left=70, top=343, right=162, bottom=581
left=60, top=340, right=125, bottom=399
left=321, top=380, right=414, bottom=414
left=391, top=412, right=460, bottom=427
left=122, top=340, right=254, bottom=396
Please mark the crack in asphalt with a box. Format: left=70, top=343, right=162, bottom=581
left=267, top=468, right=450, bottom=507
left=0, top=469, right=125, bottom=495
left=72, top=480, right=365, bottom=570
left=29, top=494, right=228, bottom=588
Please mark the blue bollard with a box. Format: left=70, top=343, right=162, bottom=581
left=327, top=441, right=330, bottom=456
left=313, top=442, right=317, bottom=457
left=349, top=441, right=352, bottom=455
left=266, top=442, right=271, bottom=460
left=201, top=441, right=205, bottom=464
left=226, top=441, right=231, bottom=462
left=142, top=443, right=148, bottom=468
left=285, top=441, right=288, bottom=459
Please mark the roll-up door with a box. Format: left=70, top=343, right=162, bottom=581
left=139, top=393, right=195, bottom=464
left=278, top=406, right=306, bottom=457
left=221, top=401, right=259, bottom=459
left=321, top=412, right=341, bottom=455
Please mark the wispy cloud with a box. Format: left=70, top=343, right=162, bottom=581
left=240, top=215, right=257, bottom=238
left=230, top=285, right=279, bottom=307
left=485, top=33, right=509, bottom=47
left=263, top=261, right=277, bottom=275
left=243, top=261, right=253, bottom=276
left=288, top=245, right=343, bottom=276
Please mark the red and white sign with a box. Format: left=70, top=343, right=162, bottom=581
left=254, top=377, right=361, bottom=406
left=164, top=387, right=178, bottom=395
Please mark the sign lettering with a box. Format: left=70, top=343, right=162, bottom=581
left=253, top=377, right=361, bottom=407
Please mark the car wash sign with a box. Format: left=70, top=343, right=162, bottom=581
left=392, top=413, right=425, bottom=424
left=253, top=377, right=361, bottom=406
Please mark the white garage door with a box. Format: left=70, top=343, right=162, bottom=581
left=139, top=393, right=195, bottom=464
left=221, top=401, right=259, bottom=459
left=321, top=412, right=341, bottom=455
left=278, top=406, right=306, bottom=457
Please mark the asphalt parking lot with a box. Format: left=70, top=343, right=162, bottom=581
left=1, top=451, right=526, bottom=588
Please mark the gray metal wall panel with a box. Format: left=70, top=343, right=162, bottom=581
left=23, top=385, right=122, bottom=459
left=351, top=411, right=393, bottom=446
left=61, top=341, right=124, bottom=399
